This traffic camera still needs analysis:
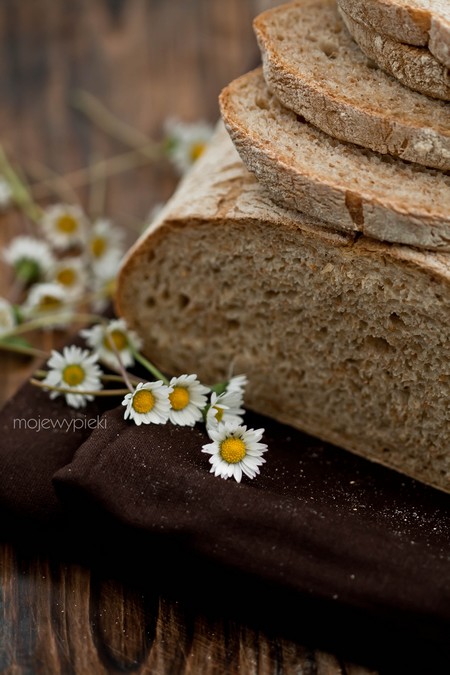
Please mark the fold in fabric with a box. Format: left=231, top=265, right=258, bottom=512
left=53, top=407, right=450, bottom=656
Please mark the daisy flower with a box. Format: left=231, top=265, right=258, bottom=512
left=225, top=374, right=248, bottom=397
left=89, top=263, right=117, bottom=312
left=202, top=423, right=268, bottom=483
left=164, top=118, right=213, bottom=175
left=0, top=176, right=12, bottom=210
left=168, top=374, right=210, bottom=426
left=40, top=203, right=87, bottom=249
left=22, top=282, right=72, bottom=327
left=47, top=257, right=87, bottom=299
left=80, top=318, right=142, bottom=370
left=0, top=298, right=16, bottom=336
left=206, top=389, right=245, bottom=431
left=42, top=345, right=102, bottom=408
left=3, top=236, right=55, bottom=284
left=122, top=380, right=172, bottom=426
left=88, top=218, right=124, bottom=265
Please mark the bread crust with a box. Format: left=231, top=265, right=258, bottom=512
left=338, top=0, right=450, bottom=67
left=254, top=1, right=450, bottom=170
left=340, top=7, right=450, bottom=101
left=219, top=69, right=450, bottom=252
left=116, top=124, right=450, bottom=495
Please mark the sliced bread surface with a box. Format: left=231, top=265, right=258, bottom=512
left=339, top=6, right=450, bottom=101
left=254, top=0, right=450, bottom=170
left=338, top=0, right=450, bottom=67
left=116, top=123, right=450, bottom=495
left=219, top=69, right=450, bottom=251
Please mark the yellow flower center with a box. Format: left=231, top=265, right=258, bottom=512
left=103, top=330, right=128, bottom=351
left=132, top=389, right=155, bottom=414
left=38, top=295, right=63, bottom=312
left=56, top=268, right=76, bottom=286
left=56, top=214, right=78, bottom=234
left=190, top=142, right=206, bottom=162
left=90, top=236, right=106, bottom=258
left=214, top=406, right=224, bottom=423
left=169, top=386, right=190, bottom=411
left=220, top=438, right=246, bottom=464
left=62, top=364, right=85, bottom=386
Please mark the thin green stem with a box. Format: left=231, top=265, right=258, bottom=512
left=30, top=378, right=129, bottom=396
left=33, top=369, right=141, bottom=385
left=105, top=333, right=134, bottom=393
left=3, top=312, right=108, bottom=337
left=0, top=342, right=49, bottom=359
left=0, top=145, right=42, bottom=223
left=132, top=349, right=169, bottom=385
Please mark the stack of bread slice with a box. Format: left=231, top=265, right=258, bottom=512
left=117, top=0, right=450, bottom=494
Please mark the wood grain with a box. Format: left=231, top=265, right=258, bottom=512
left=0, top=1, right=378, bottom=672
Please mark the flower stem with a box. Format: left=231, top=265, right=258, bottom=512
left=106, top=333, right=134, bottom=393
left=3, top=312, right=108, bottom=337
left=132, top=349, right=169, bottom=385
left=33, top=369, right=141, bottom=386
left=0, top=342, right=49, bottom=359
left=0, top=145, right=42, bottom=224
left=30, top=378, right=129, bottom=396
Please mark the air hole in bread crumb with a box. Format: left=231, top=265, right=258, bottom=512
left=389, top=312, right=405, bottom=327
left=319, top=40, right=337, bottom=59
left=255, top=96, right=269, bottom=110
left=296, top=114, right=307, bottom=124
left=178, top=293, right=190, bottom=310
left=145, top=296, right=155, bottom=308
left=365, top=336, right=392, bottom=354
left=365, top=58, right=379, bottom=70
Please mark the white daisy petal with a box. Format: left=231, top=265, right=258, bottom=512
left=42, top=345, right=102, bottom=408
left=22, top=282, right=73, bottom=328
left=164, top=118, right=214, bottom=175
left=122, top=380, right=172, bottom=426
left=40, top=204, right=87, bottom=249
left=201, top=422, right=267, bottom=483
left=168, top=374, right=210, bottom=427
left=81, top=318, right=142, bottom=371
left=3, top=236, right=55, bottom=283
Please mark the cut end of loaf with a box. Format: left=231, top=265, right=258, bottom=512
left=116, top=126, right=450, bottom=495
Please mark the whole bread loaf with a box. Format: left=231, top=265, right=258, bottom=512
left=116, top=124, right=450, bottom=495
left=254, top=0, right=450, bottom=170
left=339, top=6, right=450, bottom=101
left=338, top=0, right=450, bottom=68
left=219, top=69, right=450, bottom=252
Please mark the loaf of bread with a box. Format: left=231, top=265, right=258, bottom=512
left=116, top=124, right=450, bottom=495
left=254, top=0, right=450, bottom=170
left=338, top=0, right=450, bottom=68
left=220, top=68, right=450, bottom=252
left=339, top=5, right=450, bottom=101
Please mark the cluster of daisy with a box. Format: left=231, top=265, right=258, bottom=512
left=1, top=206, right=125, bottom=332
left=33, top=318, right=267, bottom=483
left=0, top=119, right=262, bottom=483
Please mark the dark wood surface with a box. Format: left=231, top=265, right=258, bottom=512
left=0, top=2, right=378, bottom=673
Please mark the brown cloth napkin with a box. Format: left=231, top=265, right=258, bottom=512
left=1, top=378, right=450, bottom=671
left=52, top=406, right=450, bottom=665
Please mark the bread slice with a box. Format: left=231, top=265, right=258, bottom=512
left=254, top=0, right=450, bottom=171
left=339, top=6, right=450, bottom=101
left=116, top=123, right=450, bottom=495
left=338, top=0, right=450, bottom=68
left=219, top=69, right=450, bottom=252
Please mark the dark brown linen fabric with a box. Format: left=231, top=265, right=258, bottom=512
left=0, top=380, right=112, bottom=526
left=1, top=375, right=450, bottom=671
left=52, top=406, right=450, bottom=665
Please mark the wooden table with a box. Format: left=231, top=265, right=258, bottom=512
left=0, top=2, right=378, bottom=672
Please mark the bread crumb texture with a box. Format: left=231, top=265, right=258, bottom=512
left=254, top=0, right=450, bottom=169
left=220, top=69, right=450, bottom=251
